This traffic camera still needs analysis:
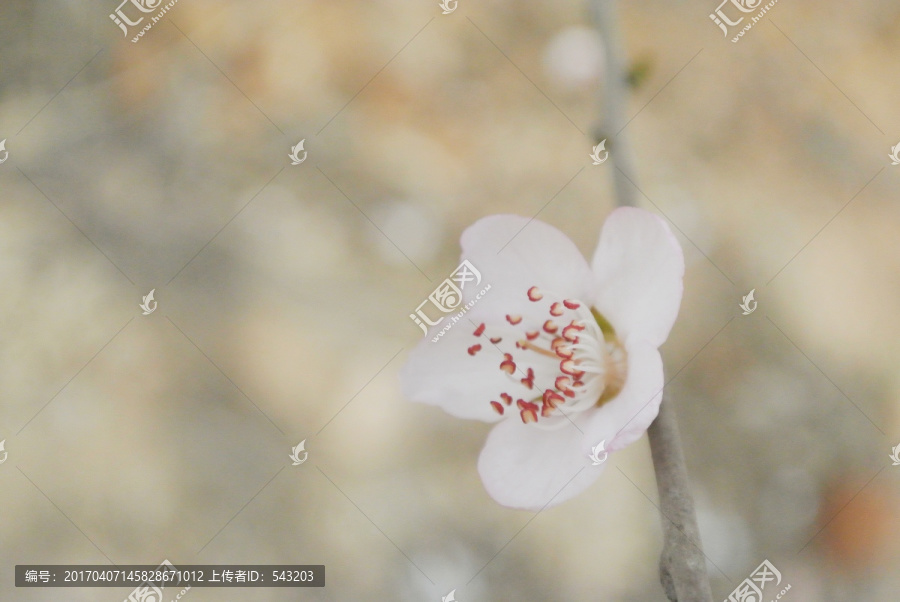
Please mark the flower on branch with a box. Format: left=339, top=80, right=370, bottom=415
left=401, top=207, right=684, bottom=509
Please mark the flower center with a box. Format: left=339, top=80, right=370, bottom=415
left=467, top=285, right=628, bottom=425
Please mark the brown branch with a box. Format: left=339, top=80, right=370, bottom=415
left=589, top=1, right=714, bottom=600
left=648, top=399, right=714, bottom=601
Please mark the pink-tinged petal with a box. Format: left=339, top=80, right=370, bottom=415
left=458, top=215, right=593, bottom=318
left=590, top=207, right=684, bottom=346
left=581, top=336, right=664, bottom=454
left=400, top=326, right=535, bottom=423
left=478, top=418, right=605, bottom=510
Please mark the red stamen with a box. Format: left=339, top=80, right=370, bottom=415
left=554, top=342, right=574, bottom=359
left=520, top=367, right=535, bottom=389
left=562, top=323, right=584, bottom=342
left=517, top=400, right=539, bottom=424
left=560, top=359, right=584, bottom=378
left=542, top=389, right=564, bottom=409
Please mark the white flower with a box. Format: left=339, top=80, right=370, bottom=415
left=400, top=207, right=684, bottom=510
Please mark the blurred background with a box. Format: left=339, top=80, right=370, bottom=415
left=1, top=0, right=900, bottom=600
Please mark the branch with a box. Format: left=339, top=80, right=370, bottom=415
left=647, top=399, right=714, bottom=601
left=589, top=0, right=638, bottom=209
left=589, top=2, right=713, bottom=600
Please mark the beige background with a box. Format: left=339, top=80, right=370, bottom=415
left=1, top=0, right=899, bottom=600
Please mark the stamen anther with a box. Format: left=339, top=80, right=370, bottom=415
left=500, top=353, right=516, bottom=374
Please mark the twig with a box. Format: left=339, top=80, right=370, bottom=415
left=647, top=399, right=713, bottom=601
left=589, top=2, right=714, bottom=600
left=589, top=0, right=638, bottom=208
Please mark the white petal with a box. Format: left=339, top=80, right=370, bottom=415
left=399, top=322, right=536, bottom=423
left=477, top=417, right=605, bottom=510
left=581, top=336, right=664, bottom=454
left=590, top=207, right=684, bottom=346
left=458, top=215, right=594, bottom=319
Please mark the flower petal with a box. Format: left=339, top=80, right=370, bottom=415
left=458, top=215, right=594, bottom=319
left=581, top=336, right=664, bottom=454
left=477, top=418, right=605, bottom=510
left=400, top=323, right=537, bottom=423
left=590, top=207, right=684, bottom=346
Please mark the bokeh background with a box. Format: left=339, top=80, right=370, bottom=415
left=2, top=0, right=900, bottom=600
